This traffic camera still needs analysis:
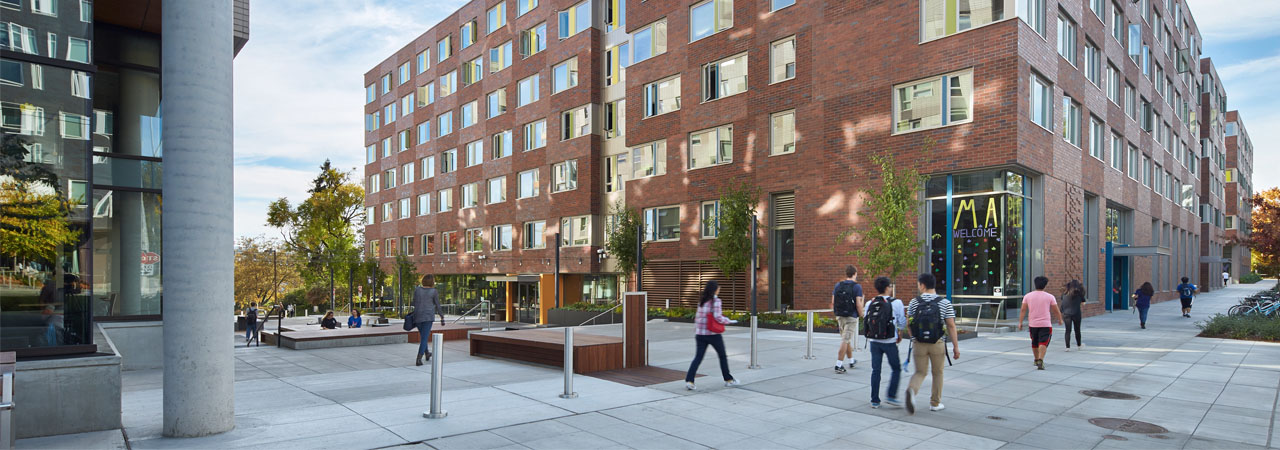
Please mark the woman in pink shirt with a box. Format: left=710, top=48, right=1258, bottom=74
left=684, top=281, right=740, bottom=390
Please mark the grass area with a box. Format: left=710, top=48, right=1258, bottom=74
left=1198, top=314, right=1280, bottom=342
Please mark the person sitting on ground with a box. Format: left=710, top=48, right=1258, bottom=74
left=321, top=311, right=340, bottom=329
left=348, top=309, right=363, bottom=328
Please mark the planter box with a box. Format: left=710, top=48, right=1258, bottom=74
left=548, top=309, right=623, bottom=327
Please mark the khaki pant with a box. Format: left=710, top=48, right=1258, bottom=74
left=908, top=341, right=946, bottom=407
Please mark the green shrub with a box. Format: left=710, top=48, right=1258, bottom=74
left=1240, top=272, right=1263, bottom=284
left=1198, top=314, right=1280, bottom=341
left=555, top=302, right=621, bottom=313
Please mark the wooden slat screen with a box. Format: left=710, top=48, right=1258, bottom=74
left=641, top=260, right=748, bottom=311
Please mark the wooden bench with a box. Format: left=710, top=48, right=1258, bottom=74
left=263, top=323, right=480, bottom=350
left=469, top=329, right=623, bottom=374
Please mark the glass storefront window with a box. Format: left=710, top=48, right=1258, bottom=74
left=927, top=170, right=1031, bottom=299
left=580, top=275, right=618, bottom=303
left=91, top=190, right=163, bottom=316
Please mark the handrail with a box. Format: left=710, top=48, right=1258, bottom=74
left=451, top=300, right=489, bottom=325
left=578, top=301, right=622, bottom=327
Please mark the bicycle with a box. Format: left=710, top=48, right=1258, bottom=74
left=1228, top=300, right=1280, bottom=317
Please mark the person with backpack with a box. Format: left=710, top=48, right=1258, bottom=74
left=1177, top=277, right=1198, bottom=318
left=830, top=265, right=865, bottom=374
left=245, top=302, right=260, bottom=343
left=903, top=273, right=958, bottom=414
left=1132, top=282, right=1154, bottom=329
left=865, top=276, right=907, bottom=409
left=1017, top=276, right=1063, bottom=370
left=1060, top=280, right=1086, bottom=351
left=684, top=280, right=740, bottom=390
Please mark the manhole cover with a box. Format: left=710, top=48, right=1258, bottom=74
left=986, top=416, right=1005, bottom=421
left=1102, top=435, right=1128, bottom=441
left=1081, top=389, right=1141, bottom=400
left=1090, top=418, right=1169, bottom=434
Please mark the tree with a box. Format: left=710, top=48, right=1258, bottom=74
left=0, top=136, right=80, bottom=263
left=265, top=160, right=365, bottom=305
left=710, top=180, right=762, bottom=276
left=233, top=236, right=302, bottom=311
left=604, top=201, right=645, bottom=282
left=391, top=252, right=423, bottom=306
left=842, top=152, right=929, bottom=281
left=1246, top=188, right=1280, bottom=276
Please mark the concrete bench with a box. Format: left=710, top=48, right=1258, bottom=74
left=469, top=329, right=623, bottom=374
left=263, top=323, right=480, bottom=350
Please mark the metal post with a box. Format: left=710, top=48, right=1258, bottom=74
left=348, top=266, right=354, bottom=315
left=397, top=266, right=403, bottom=318
left=423, top=333, right=447, bottom=419
left=803, top=311, right=816, bottom=359
left=665, top=299, right=670, bottom=309
left=560, top=327, right=578, bottom=398
left=748, top=316, right=761, bottom=369
left=749, top=215, right=760, bottom=369
left=328, top=261, right=335, bottom=316
left=555, top=232, right=561, bottom=309
left=2, top=367, right=14, bottom=449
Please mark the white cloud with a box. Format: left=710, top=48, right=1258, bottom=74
left=1185, top=0, right=1280, bottom=43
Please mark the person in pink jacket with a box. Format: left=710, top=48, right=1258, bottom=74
left=684, top=280, right=740, bottom=390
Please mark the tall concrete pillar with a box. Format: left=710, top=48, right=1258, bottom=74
left=161, top=0, right=235, bottom=437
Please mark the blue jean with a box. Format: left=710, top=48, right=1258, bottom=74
left=686, top=334, right=732, bottom=382
left=417, top=321, right=435, bottom=356
left=870, top=341, right=901, bottom=403
left=245, top=320, right=258, bottom=341
left=1137, top=305, right=1150, bottom=325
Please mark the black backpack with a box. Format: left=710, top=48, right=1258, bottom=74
left=909, top=296, right=945, bottom=344
left=1179, top=284, right=1195, bottom=299
left=246, top=307, right=258, bottom=324
left=864, top=296, right=897, bottom=340
left=833, top=282, right=860, bottom=317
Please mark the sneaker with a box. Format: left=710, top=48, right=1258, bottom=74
left=685, top=382, right=696, bottom=391
left=870, top=402, right=881, bottom=409
left=724, top=379, right=741, bottom=388
left=929, top=403, right=946, bottom=412
left=1077, top=343, right=1085, bottom=350
left=1064, top=347, right=1071, bottom=352
left=848, top=359, right=857, bottom=368
left=884, top=398, right=902, bottom=407
left=834, top=365, right=847, bottom=374
left=905, top=390, right=916, bottom=415
left=1036, top=360, right=1045, bottom=370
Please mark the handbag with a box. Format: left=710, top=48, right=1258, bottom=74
left=706, top=312, right=725, bottom=333
left=403, top=312, right=416, bottom=331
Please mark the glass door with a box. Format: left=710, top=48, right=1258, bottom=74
left=516, top=281, right=539, bottom=323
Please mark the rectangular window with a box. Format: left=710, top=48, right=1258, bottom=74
left=923, top=0, right=1012, bottom=41
left=462, top=183, right=479, bottom=208
left=417, top=121, right=431, bottom=145
left=465, top=140, right=483, bottom=167
left=492, top=130, right=513, bottom=159
left=633, top=19, right=668, bottom=63
left=367, top=145, right=376, bottom=164
left=489, top=41, right=513, bottom=73
left=518, top=169, right=540, bottom=198
left=59, top=112, right=88, bottom=139
left=366, top=206, right=376, bottom=225
left=632, top=141, right=667, bottom=178
left=604, top=100, right=624, bottom=139
left=417, top=49, right=430, bottom=73
left=382, top=74, right=391, bottom=94
left=561, top=105, right=591, bottom=140
left=440, top=71, right=456, bottom=97
left=1089, top=116, right=1105, bottom=160
left=461, top=101, right=478, bottom=128
left=65, top=38, right=89, bottom=63
left=1112, top=4, right=1124, bottom=42
left=1128, top=23, right=1141, bottom=63
left=643, top=76, right=681, bottom=117
left=606, top=0, right=626, bottom=31
left=418, top=193, right=431, bottom=216
left=520, top=23, right=547, bottom=56
left=33, top=0, right=56, bottom=16
left=461, top=57, right=483, bottom=86
left=560, top=216, right=591, bottom=247
left=1090, top=0, right=1105, bottom=21
left=488, top=3, right=507, bottom=33
left=703, top=53, right=747, bottom=101
left=1127, top=145, right=1139, bottom=179
left=488, top=177, right=507, bottom=204
left=558, top=1, right=591, bottom=39
left=381, top=138, right=391, bottom=157
left=398, top=62, right=410, bottom=85
left=689, top=124, right=732, bottom=169
left=366, top=84, right=375, bottom=103
left=1058, top=14, right=1077, bottom=65
left=465, top=228, right=483, bottom=252
left=399, top=198, right=411, bottom=219
left=644, top=206, right=680, bottom=241
left=487, top=89, right=507, bottom=118
left=462, top=21, right=477, bottom=48
left=441, top=149, right=457, bottom=173
left=1084, top=41, right=1101, bottom=86
left=894, top=69, right=972, bottom=133
left=70, top=70, right=89, bottom=98
left=518, top=74, right=540, bottom=107
left=552, top=159, right=578, bottom=192
left=402, top=93, right=415, bottom=115
left=524, top=120, right=547, bottom=150
left=398, top=130, right=410, bottom=152
left=690, top=0, right=733, bottom=42
left=771, top=110, right=796, bottom=155
left=442, top=231, right=457, bottom=254
left=1142, top=155, right=1151, bottom=187
left=701, top=201, right=720, bottom=238
left=402, top=162, right=415, bottom=184
left=438, top=111, right=454, bottom=136
left=1062, top=96, right=1081, bottom=146
left=605, top=154, right=625, bottom=193
left=770, top=36, right=796, bottom=83
left=385, top=169, right=397, bottom=188
left=417, top=83, right=435, bottom=107
left=1107, top=63, right=1121, bottom=103
left=1125, top=83, right=1135, bottom=118
left=523, top=221, right=546, bottom=249
left=383, top=103, right=397, bottom=125
left=382, top=203, right=393, bottom=222
left=492, top=225, right=513, bottom=251
left=1030, top=72, right=1051, bottom=129
left=553, top=58, right=578, bottom=93
left=605, top=42, right=630, bottom=86
left=422, top=156, right=435, bottom=179
left=422, top=234, right=436, bottom=255
left=1110, top=131, right=1124, bottom=171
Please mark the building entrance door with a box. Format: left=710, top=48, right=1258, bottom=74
left=1111, top=256, right=1130, bottom=310
left=770, top=193, right=795, bottom=310
left=515, top=281, right=540, bottom=323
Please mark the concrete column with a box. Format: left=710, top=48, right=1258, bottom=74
left=161, top=0, right=235, bottom=437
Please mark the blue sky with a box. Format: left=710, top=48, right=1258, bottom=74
left=231, top=0, right=1280, bottom=239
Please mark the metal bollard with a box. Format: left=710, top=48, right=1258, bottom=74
left=803, top=311, right=816, bottom=359
left=748, top=316, right=761, bottom=369
left=560, top=327, right=578, bottom=398
left=423, top=333, right=448, bottom=419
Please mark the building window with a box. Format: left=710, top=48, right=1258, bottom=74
left=605, top=154, right=625, bottom=193
left=366, top=206, right=376, bottom=225
left=561, top=105, right=591, bottom=140
left=462, top=20, right=477, bottom=48
left=1127, top=145, right=1138, bottom=179
left=366, top=83, right=375, bottom=103
left=441, top=149, right=457, bottom=173
left=606, top=42, right=630, bottom=86
left=381, top=137, right=391, bottom=157
left=559, top=0, right=591, bottom=39
left=417, top=49, right=430, bottom=73
left=644, top=206, right=680, bottom=241
left=523, top=221, right=546, bottom=248
left=894, top=69, right=973, bottom=133
left=488, top=177, right=507, bottom=204
left=518, top=0, right=538, bottom=16
left=33, top=0, right=56, bottom=16
left=418, top=83, right=435, bottom=106
left=604, top=100, right=624, bottom=139
left=643, top=76, right=681, bottom=117
left=553, top=58, right=578, bottom=93
left=927, top=170, right=1031, bottom=296
left=382, top=203, right=393, bottom=222
left=770, top=36, right=796, bottom=83
left=1142, top=155, right=1151, bottom=187
left=465, top=140, right=484, bottom=167
left=1128, top=23, right=1141, bottom=64
left=422, top=234, right=436, bottom=254
left=384, top=238, right=395, bottom=257
left=771, top=110, right=796, bottom=155
left=461, top=101, right=478, bottom=128
left=461, top=57, right=483, bottom=86
left=689, top=124, right=732, bottom=169
left=552, top=159, right=578, bottom=192
left=422, top=156, right=435, bottom=179
left=398, top=130, right=410, bottom=152
left=561, top=216, right=591, bottom=246
left=442, top=231, right=458, bottom=254
left=1058, top=14, right=1077, bottom=65
left=518, top=74, right=540, bottom=107
left=488, top=89, right=507, bottom=118
left=402, top=93, right=415, bottom=115
left=493, top=130, right=513, bottom=159
left=402, top=162, right=415, bottom=184
left=417, top=121, right=431, bottom=145
left=59, top=112, right=88, bottom=139
left=523, top=119, right=547, bottom=150
left=633, top=19, right=668, bottom=63
left=1089, top=116, right=1104, bottom=160
left=703, top=53, right=747, bottom=102
left=488, top=2, right=507, bottom=33
left=520, top=23, right=547, bottom=56
left=383, top=103, right=397, bottom=124
left=1019, top=0, right=1044, bottom=36
left=70, top=70, right=89, bottom=98
left=1107, top=62, right=1121, bottom=104
left=605, top=0, right=625, bottom=31
left=1090, top=0, right=1104, bottom=21
left=438, top=111, right=454, bottom=136
left=632, top=141, right=667, bottom=178
left=1084, top=41, right=1100, bottom=86
left=493, top=225, right=513, bottom=251
left=398, top=62, right=410, bottom=85
left=367, top=145, right=376, bottom=164
left=701, top=201, right=720, bottom=238
left=465, top=228, right=483, bottom=252
left=381, top=73, right=391, bottom=94
left=1124, top=83, right=1135, bottom=119
left=490, top=41, right=513, bottom=72
left=462, top=183, right=479, bottom=208
left=1029, top=72, right=1051, bottom=130
left=923, top=0, right=1011, bottom=41
left=518, top=169, right=540, bottom=198
left=690, top=0, right=733, bottom=42
left=1062, top=96, right=1080, bottom=146
left=440, top=70, right=456, bottom=97
left=385, top=169, right=397, bottom=188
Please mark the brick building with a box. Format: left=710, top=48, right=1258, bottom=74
left=1223, top=110, right=1253, bottom=280
left=363, top=0, right=1246, bottom=322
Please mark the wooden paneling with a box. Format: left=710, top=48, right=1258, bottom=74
left=589, top=366, right=699, bottom=387
left=640, top=260, right=748, bottom=310
left=469, top=329, right=623, bottom=374
left=624, top=293, right=646, bottom=368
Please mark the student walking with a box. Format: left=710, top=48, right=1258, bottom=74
left=1060, top=280, right=1085, bottom=351
left=412, top=274, right=445, bottom=366
left=904, top=273, right=959, bottom=414
left=245, top=302, right=260, bottom=343
left=865, top=277, right=907, bottom=409
left=1223, top=270, right=1230, bottom=286
left=831, top=265, right=865, bottom=373
left=1132, top=282, right=1154, bottom=329
left=685, top=280, right=740, bottom=390
left=1018, top=276, right=1063, bottom=370
left=1177, top=277, right=1198, bottom=318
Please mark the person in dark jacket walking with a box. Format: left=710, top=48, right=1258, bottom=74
left=1132, top=282, right=1154, bottom=329
left=412, top=274, right=446, bottom=366
left=1060, top=280, right=1085, bottom=351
